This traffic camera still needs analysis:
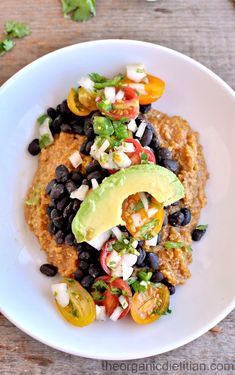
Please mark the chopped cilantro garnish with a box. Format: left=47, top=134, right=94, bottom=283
left=131, top=280, right=146, bottom=293
left=137, top=218, right=159, bottom=240
left=92, top=280, right=109, bottom=292
left=89, top=73, right=124, bottom=89
left=25, top=185, right=40, bottom=206
left=112, top=121, right=129, bottom=140
left=138, top=271, right=152, bottom=282
left=39, top=134, right=52, bottom=149
left=110, top=287, right=122, bottom=295
left=37, top=114, right=49, bottom=125
left=0, top=39, right=14, bottom=56
left=61, top=0, right=96, bottom=22
left=196, top=224, right=208, bottom=231
left=91, top=290, right=105, bottom=301
left=140, top=151, right=149, bottom=164
left=4, top=21, right=31, bottom=38
left=113, top=236, right=139, bottom=255
left=134, top=200, right=144, bottom=212
left=164, top=241, right=192, bottom=253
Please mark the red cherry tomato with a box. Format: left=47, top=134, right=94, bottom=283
left=94, top=276, right=132, bottom=319
left=100, top=239, right=116, bottom=275
left=125, top=138, right=156, bottom=165
left=97, top=86, right=139, bottom=120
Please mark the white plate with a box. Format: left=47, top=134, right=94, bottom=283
left=0, top=40, right=235, bottom=360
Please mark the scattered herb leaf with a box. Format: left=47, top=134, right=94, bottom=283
left=61, top=0, right=96, bottom=22
left=5, top=21, right=31, bottom=38
left=37, top=114, right=48, bottom=125
left=39, top=134, right=52, bottom=149
left=138, top=271, right=152, bottom=282
left=0, top=39, right=14, bottom=56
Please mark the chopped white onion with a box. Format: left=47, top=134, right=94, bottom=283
left=145, top=234, right=158, bottom=247
left=91, top=178, right=99, bottom=190
left=131, top=213, right=142, bottom=228
left=110, top=306, right=124, bottom=322
left=147, top=208, right=158, bottom=218
left=87, top=229, right=112, bottom=250
left=119, top=142, right=135, bottom=153
left=122, top=253, right=137, bottom=267
left=126, top=64, right=147, bottom=83
left=128, top=83, right=147, bottom=95
left=95, top=139, right=110, bottom=158
left=68, top=151, right=82, bottom=168
left=112, top=226, right=123, bottom=241
left=127, top=119, right=137, bottom=133
left=115, top=89, right=125, bottom=101
left=135, top=121, right=147, bottom=138
left=122, top=264, right=134, bottom=280
left=51, top=283, right=69, bottom=308
left=99, top=152, right=118, bottom=170
left=107, top=250, right=121, bottom=268
left=70, top=185, right=89, bottom=201
left=119, top=295, right=128, bottom=310
left=113, top=151, right=132, bottom=168
left=104, top=86, right=116, bottom=103
left=112, top=262, right=123, bottom=277
left=96, top=305, right=106, bottom=321
left=139, top=192, right=149, bottom=212
left=78, top=76, right=94, bottom=92
left=139, top=280, right=148, bottom=287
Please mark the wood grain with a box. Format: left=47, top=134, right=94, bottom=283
left=0, top=0, right=234, bottom=374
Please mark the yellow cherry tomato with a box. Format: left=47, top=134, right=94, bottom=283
left=131, top=284, right=170, bottom=324
left=67, top=88, right=91, bottom=116
left=55, top=279, right=96, bottom=327
left=78, top=87, right=97, bottom=111
left=123, top=74, right=165, bottom=105
left=122, top=192, right=164, bottom=239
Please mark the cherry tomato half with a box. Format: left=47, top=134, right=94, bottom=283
left=131, top=284, right=170, bottom=324
left=97, top=86, right=139, bottom=121
left=67, top=88, right=92, bottom=116
left=78, top=87, right=97, bottom=111
left=100, top=239, right=116, bottom=275
left=125, top=138, right=156, bottom=165
left=93, top=276, right=132, bottom=319
left=122, top=192, right=164, bottom=239
left=123, top=74, right=165, bottom=105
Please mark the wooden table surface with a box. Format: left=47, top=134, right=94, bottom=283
left=0, top=0, right=234, bottom=374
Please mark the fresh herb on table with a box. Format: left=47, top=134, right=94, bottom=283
left=164, top=241, right=192, bottom=253
left=0, top=21, right=31, bottom=57
left=61, top=0, right=96, bottom=22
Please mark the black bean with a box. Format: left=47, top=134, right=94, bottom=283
left=171, top=201, right=179, bottom=206
left=80, top=251, right=91, bottom=261
left=88, top=264, right=101, bottom=278
left=63, top=202, right=73, bottom=218
left=84, top=118, right=93, bottom=136
left=61, top=124, right=73, bottom=133
left=168, top=211, right=185, bottom=226
left=136, top=248, right=146, bottom=266
left=140, top=104, right=152, bottom=114
left=138, top=240, right=145, bottom=247
left=85, top=160, right=101, bottom=174
left=55, top=165, right=70, bottom=183
left=54, top=230, right=65, bottom=244
left=192, top=228, right=206, bottom=241
left=40, top=263, right=58, bottom=277
left=57, top=197, right=69, bottom=211
left=28, top=139, right=41, bottom=156
left=80, top=260, right=89, bottom=270
left=71, top=170, right=83, bottom=184
left=50, top=184, right=65, bottom=200
left=155, top=147, right=172, bottom=162
left=163, top=211, right=168, bottom=226
left=85, top=140, right=93, bottom=155
left=47, top=107, right=58, bottom=120
left=50, top=208, right=61, bottom=220
left=48, top=222, right=57, bottom=235
left=139, top=127, right=153, bottom=147
left=146, top=252, right=159, bottom=270
left=68, top=213, right=75, bottom=224
left=72, top=199, right=81, bottom=211
left=161, top=159, right=179, bottom=174
left=151, top=271, right=164, bottom=283
left=76, top=243, right=84, bottom=252
left=81, top=275, right=94, bottom=289
left=60, top=100, right=70, bottom=114
left=181, top=208, right=191, bottom=226
left=82, top=178, right=91, bottom=187
left=53, top=215, right=64, bottom=229
left=157, top=232, right=162, bottom=245
left=70, top=122, right=85, bottom=135
left=74, top=269, right=84, bottom=281
left=65, top=180, right=77, bottom=194
left=87, top=170, right=104, bottom=182
left=85, top=127, right=95, bottom=140
left=149, top=134, right=160, bottom=150
left=162, top=279, right=176, bottom=295
left=52, top=115, right=63, bottom=131
left=80, top=139, right=89, bottom=155
left=46, top=206, right=52, bottom=217
left=65, top=233, right=75, bottom=246
left=135, top=115, right=144, bottom=126
left=45, top=179, right=57, bottom=195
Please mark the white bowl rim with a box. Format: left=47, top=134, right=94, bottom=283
left=0, top=39, right=234, bottom=360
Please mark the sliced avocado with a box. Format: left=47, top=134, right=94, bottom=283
left=72, top=164, right=185, bottom=243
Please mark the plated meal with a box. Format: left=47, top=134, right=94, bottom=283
left=25, top=63, right=208, bottom=327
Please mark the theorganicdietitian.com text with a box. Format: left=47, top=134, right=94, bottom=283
left=102, top=360, right=235, bottom=373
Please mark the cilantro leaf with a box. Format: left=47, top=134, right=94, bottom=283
left=140, top=151, right=149, bottom=164
left=39, top=134, right=52, bottom=149
left=0, top=39, right=14, bottom=56
left=164, top=241, right=192, bottom=253
left=25, top=185, right=40, bottom=206
left=131, top=280, right=146, bottom=293
left=61, top=0, right=96, bottom=22
left=138, top=271, right=152, bottom=282
left=37, top=114, right=48, bottom=125
left=110, top=287, right=122, bottom=295
left=5, top=21, right=31, bottom=38
left=89, top=73, right=107, bottom=83
left=137, top=218, right=159, bottom=240
left=196, top=224, right=208, bottom=231
left=92, top=280, right=108, bottom=292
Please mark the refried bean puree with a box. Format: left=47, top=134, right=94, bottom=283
left=25, top=109, right=208, bottom=285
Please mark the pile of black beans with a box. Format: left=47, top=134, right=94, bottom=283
left=45, top=162, right=109, bottom=246
left=28, top=100, right=96, bottom=156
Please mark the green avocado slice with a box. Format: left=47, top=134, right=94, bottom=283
left=72, top=164, right=185, bottom=243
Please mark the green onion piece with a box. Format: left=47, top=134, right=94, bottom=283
left=92, top=73, right=124, bottom=89
left=138, top=271, right=153, bottom=282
